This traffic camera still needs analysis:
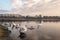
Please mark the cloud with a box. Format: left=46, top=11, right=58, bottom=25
left=11, top=0, right=22, bottom=8
left=11, top=0, right=60, bottom=16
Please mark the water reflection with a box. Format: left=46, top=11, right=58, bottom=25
left=0, top=21, right=60, bottom=40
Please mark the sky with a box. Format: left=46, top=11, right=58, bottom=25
left=0, top=0, right=11, bottom=10
left=0, top=0, right=60, bottom=16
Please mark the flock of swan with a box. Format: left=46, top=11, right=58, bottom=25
left=0, top=22, right=42, bottom=33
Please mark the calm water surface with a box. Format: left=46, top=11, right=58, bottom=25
left=0, top=21, right=60, bottom=40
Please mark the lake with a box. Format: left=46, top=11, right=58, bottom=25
left=0, top=21, right=60, bottom=40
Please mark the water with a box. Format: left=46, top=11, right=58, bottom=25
left=0, top=21, right=60, bottom=40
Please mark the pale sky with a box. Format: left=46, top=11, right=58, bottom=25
left=0, top=0, right=60, bottom=16
left=0, top=0, right=11, bottom=10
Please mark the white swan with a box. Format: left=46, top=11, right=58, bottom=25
left=18, top=25, right=27, bottom=32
